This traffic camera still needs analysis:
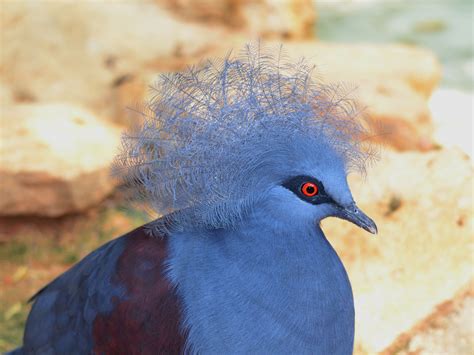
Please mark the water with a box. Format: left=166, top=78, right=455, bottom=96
left=315, top=0, right=474, bottom=91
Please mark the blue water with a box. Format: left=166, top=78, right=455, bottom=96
left=315, top=0, right=473, bottom=91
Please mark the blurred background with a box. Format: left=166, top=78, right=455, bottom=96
left=0, top=0, right=472, bottom=353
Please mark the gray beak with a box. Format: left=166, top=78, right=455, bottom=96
left=339, top=203, right=377, bottom=235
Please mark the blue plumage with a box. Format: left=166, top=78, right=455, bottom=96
left=14, top=44, right=377, bottom=354
left=113, top=43, right=376, bottom=231
left=16, top=222, right=185, bottom=354
left=17, top=233, right=127, bottom=354
left=167, top=208, right=356, bottom=354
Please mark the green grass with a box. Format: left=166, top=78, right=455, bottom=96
left=0, top=243, right=28, bottom=264
left=0, top=303, right=30, bottom=352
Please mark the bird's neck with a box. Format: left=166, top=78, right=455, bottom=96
left=166, top=215, right=355, bottom=353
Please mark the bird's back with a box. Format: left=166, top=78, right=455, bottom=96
left=18, top=221, right=184, bottom=355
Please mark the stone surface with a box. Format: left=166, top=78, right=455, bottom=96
left=0, top=104, right=122, bottom=217
left=273, top=41, right=441, bottom=98
left=383, top=282, right=474, bottom=355
left=158, top=0, right=316, bottom=39
left=111, top=74, right=150, bottom=126
left=321, top=148, right=473, bottom=354
left=240, top=0, right=316, bottom=39
left=268, top=41, right=441, bottom=150
left=429, top=88, right=473, bottom=159
left=205, top=40, right=440, bottom=151
left=355, top=79, right=434, bottom=151
left=0, top=1, right=228, bottom=120
left=119, top=39, right=440, bottom=151
left=404, top=295, right=474, bottom=355
left=0, top=81, right=13, bottom=106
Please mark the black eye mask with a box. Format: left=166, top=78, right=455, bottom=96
left=282, top=175, right=335, bottom=206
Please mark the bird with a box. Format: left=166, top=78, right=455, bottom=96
left=12, top=44, right=377, bottom=355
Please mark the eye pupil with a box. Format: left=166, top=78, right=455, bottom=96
left=301, top=182, right=318, bottom=197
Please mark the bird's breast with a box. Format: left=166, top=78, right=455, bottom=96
left=167, top=226, right=355, bottom=354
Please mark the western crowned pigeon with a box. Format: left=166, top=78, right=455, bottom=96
left=12, top=44, right=377, bottom=355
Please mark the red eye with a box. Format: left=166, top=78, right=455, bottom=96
left=301, top=182, right=318, bottom=197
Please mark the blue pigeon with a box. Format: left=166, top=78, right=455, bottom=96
left=12, top=45, right=377, bottom=355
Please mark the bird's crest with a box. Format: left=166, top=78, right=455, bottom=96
left=113, top=43, right=376, bottom=231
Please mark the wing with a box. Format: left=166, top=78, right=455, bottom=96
left=21, top=221, right=185, bottom=355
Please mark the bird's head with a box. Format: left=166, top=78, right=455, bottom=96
left=114, top=44, right=377, bottom=234
left=261, top=136, right=377, bottom=234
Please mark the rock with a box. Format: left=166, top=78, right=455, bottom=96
left=272, top=41, right=441, bottom=98
left=1, top=1, right=229, bottom=119
left=382, top=281, right=474, bottom=355
left=0, top=81, right=13, bottom=106
left=117, top=39, right=439, bottom=151
left=270, top=41, right=441, bottom=150
left=356, top=79, right=434, bottom=151
left=111, top=74, right=149, bottom=126
left=157, top=0, right=238, bottom=25
left=240, top=0, right=316, bottom=39
left=0, top=104, right=122, bottom=217
left=158, top=0, right=316, bottom=39
left=206, top=40, right=440, bottom=151
left=321, top=148, right=473, bottom=353
left=429, top=88, right=473, bottom=159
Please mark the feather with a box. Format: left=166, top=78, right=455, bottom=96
left=112, top=43, right=375, bottom=230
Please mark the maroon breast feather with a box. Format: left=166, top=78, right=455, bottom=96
left=93, top=225, right=185, bottom=355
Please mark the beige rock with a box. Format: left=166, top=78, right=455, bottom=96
left=0, top=81, right=13, bottom=106
left=158, top=0, right=237, bottom=24
left=321, top=148, right=473, bottom=353
left=0, top=1, right=228, bottom=119
left=429, top=88, right=473, bottom=159
left=274, top=41, right=441, bottom=98
left=240, top=0, right=316, bottom=39
left=111, top=74, right=149, bottom=126
left=158, top=0, right=316, bottom=39
left=115, top=39, right=439, bottom=151
left=356, top=79, right=434, bottom=151
left=0, top=104, right=122, bottom=216
left=205, top=40, right=440, bottom=150
left=383, top=282, right=474, bottom=355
